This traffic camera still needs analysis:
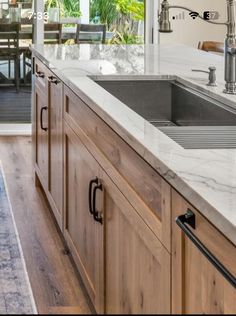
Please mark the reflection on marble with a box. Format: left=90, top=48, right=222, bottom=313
left=31, top=43, right=236, bottom=245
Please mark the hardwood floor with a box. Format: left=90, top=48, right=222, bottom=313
left=0, top=136, right=93, bottom=314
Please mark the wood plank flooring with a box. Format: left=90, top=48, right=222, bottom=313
left=0, top=136, right=93, bottom=314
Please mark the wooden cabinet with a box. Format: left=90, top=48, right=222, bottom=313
left=64, top=123, right=104, bottom=313
left=32, top=56, right=236, bottom=315
left=33, top=57, right=64, bottom=228
left=104, top=169, right=170, bottom=314
left=172, top=190, right=236, bottom=314
left=64, top=122, right=171, bottom=314
left=35, top=82, right=49, bottom=189
left=48, top=75, right=63, bottom=227
left=63, top=85, right=171, bottom=251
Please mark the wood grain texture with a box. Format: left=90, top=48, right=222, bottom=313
left=64, top=123, right=104, bottom=313
left=35, top=59, right=48, bottom=91
left=49, top=76, right=64, bottom=228
left=0, top=136, right=92, bottom=314
left=198, top=41, right=224, bottom=54
left=35, top=83, right=49, bottom=190
left=63, top=122, right=171, bottom=314
left=104, top=167, right=171, bottom=314
left=64, top=85, right=171, bottom=251
left=172, top=189, right=236, bottom=314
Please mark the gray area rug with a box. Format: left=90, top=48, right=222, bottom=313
left=0, top=168, right=36, bottom=314
left=0, top=87, right=31, bottom=123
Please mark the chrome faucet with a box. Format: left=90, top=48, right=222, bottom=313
left=159, top=0, right=236, bottom=95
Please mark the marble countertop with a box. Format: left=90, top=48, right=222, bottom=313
left=31, top=43, right=236, bottom=246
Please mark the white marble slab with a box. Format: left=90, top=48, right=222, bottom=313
left=31, top=43, right=236, bottom=246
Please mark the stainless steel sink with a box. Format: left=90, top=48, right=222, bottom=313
left=95, top=80, right=236, bottom=149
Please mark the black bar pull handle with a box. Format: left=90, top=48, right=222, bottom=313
left=35, top=71, right=45, bottom=78
left=176, top=209, right=236, bottom=289
left=40, top=106, right=48, bottom=132
left=92, top=180, right=103, bottom=224
left=88, top=177, right=98, bottom=215
left=48, top=75, right=60, bottom=85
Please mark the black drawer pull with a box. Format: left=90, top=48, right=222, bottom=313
left=92, top=180, right=103, bottom=224
left=176, top=209, right=236, bottom=289
left=40, top=106, right=48, bottom=131
left=48, top=75, right=60, bottom=85
left=88, top=177, right=98, bottom=215
left=35, top=71, right=45, bottom=78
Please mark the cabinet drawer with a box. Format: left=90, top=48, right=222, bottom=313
left=64, top=85, right=171, bottom=250
left=34, top=58, right=48, bottom=90
left=172, top=190, right=236, bottom=314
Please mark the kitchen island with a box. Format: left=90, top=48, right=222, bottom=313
left=31, top=43, right=236, bottom=314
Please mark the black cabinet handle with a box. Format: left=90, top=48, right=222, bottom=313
left=48, top=75, right=60, bottom=85
left=92, top=180, right=103, bottom=224
left=35, top=71, right=45, bottom=78
left=40, top=106, right=48, bottom=131
left=88, top=177, right=98, bottom=215
left=176, top=209, right=236, bottom=289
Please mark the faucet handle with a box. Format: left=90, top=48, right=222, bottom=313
left=191, top=66, right=217, bottom=87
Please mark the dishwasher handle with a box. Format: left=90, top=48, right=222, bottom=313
left=176, top=209, right=236, bottom=289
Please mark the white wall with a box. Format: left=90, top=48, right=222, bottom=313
left=80, top=0, right=90, bottom=24
left=160, top=0, right=227, bottom=48
left=145, top=0, right=159, bottom=43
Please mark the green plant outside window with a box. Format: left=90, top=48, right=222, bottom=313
left=45, top=0, right=145, bottom=44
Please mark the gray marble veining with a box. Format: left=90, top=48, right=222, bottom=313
left=31, top=43, right=236, bottom=246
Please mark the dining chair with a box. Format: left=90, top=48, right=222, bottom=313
left=44, top=23, right=62, bottom=44
left=198, top=41, right=224, bottom=54
left=0, top=23, right=20, bottom=91
left=75, top=24, right=106, bottom=44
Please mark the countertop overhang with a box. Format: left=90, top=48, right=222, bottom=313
left=31, top=43, right=236, bottom=246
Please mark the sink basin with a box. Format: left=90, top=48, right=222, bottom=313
left=95, top=80, right=236, bottom=149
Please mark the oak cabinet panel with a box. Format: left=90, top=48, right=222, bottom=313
left=49, top=76, right=63, bottom=226
left=64, top=122, right=171, bottom=314
left=33, top=56, right=64, bottom=228
left=64, top=123, right=104, bottom=313
left=172, top=190, right=236, bottom=314
left=63, top=85, right=171, bottom=251
left=104, top=170, right=171, bottom=314
left=35, top=83, right=49, bottom=189
left=34, top=58, right=48, bottom=91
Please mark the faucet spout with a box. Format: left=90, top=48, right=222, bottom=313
left=224, top=0, right=236, bottom=94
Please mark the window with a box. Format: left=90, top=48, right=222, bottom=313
left=90, top=0, right=145, bottom=44
left=44, top=0, right=145, bottom=44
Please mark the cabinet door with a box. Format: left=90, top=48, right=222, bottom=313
left=104, top=169, right=171, bottom=314
left=49, top=75, right=63, bottom=227
left=172, top=190, right=236, bottom=314
left=35, top=83, right=49, bottom=189
left=64, top=123, right=104, bottom=313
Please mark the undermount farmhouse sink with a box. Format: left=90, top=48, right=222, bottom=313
left=95, top=79, right=236, bottom=149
